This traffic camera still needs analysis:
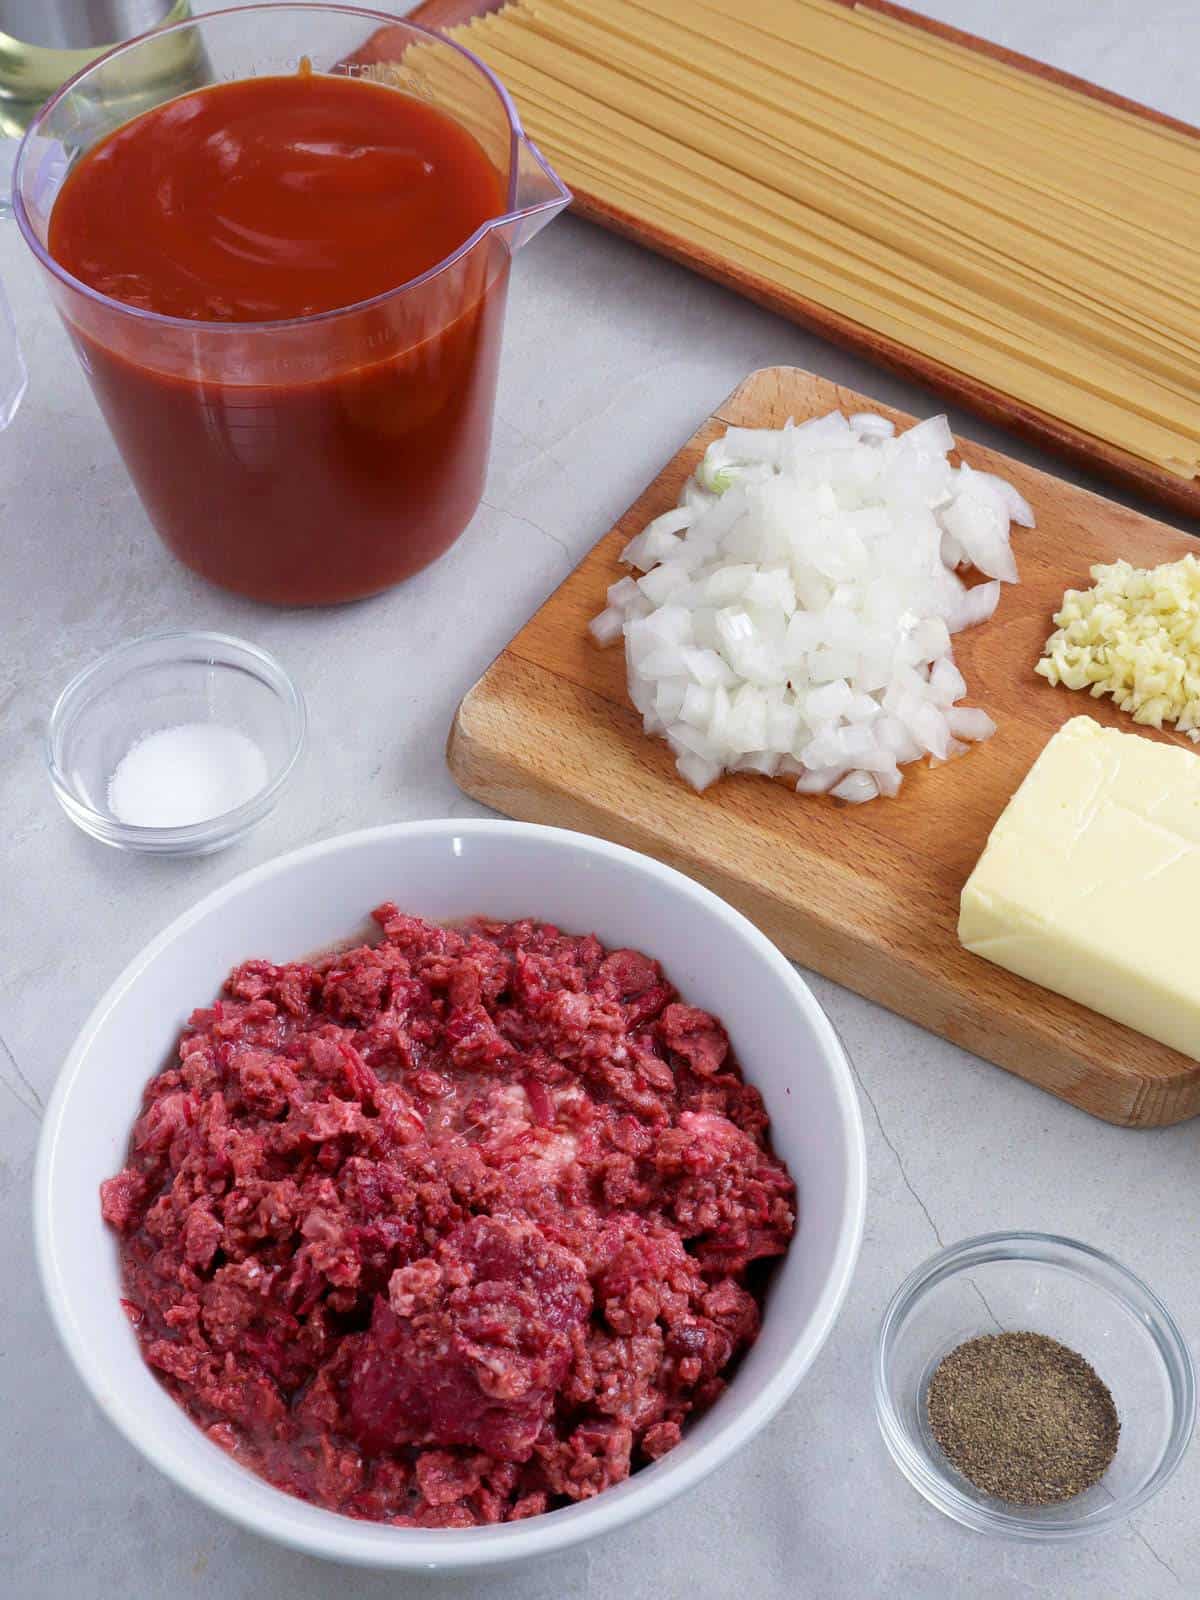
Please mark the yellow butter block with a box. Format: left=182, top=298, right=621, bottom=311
left=959, top=715, right=1200, bottom=1058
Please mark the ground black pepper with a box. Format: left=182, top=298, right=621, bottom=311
left=925, top=1331, right=1119, bottom=1506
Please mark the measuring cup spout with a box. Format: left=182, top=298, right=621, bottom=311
left=503, top=135, right=571, bottom=253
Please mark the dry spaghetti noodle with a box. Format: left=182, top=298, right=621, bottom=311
left=439, top=0, right=1200, bottom=477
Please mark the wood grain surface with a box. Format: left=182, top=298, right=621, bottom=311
left=448, top=366, right=1200, bottom=1128
left=408, top=0, right=1200, bottom=521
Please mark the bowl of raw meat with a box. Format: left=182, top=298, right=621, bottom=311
left=34, top=820, right=865, bottom=1571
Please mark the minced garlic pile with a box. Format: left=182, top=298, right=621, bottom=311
left=1037, top=555, right=1200, bottom=740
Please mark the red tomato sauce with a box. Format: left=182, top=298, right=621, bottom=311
left=48, top=71, right=509, bottom=604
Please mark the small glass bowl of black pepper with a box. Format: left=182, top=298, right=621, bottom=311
left=874, top=1233, right=1195, bottom=1540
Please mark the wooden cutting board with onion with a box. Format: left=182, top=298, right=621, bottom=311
left=449, top=367, right=1200, bottom=1126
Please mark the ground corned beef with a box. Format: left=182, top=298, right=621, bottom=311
left=101, top=908, right=796, bottom=1525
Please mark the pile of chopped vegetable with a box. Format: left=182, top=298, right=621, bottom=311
left=590, top=410, right=1031, bottom=800
left=1037, top=555, right=1200, bottom=738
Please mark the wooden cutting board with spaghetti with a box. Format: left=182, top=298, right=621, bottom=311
left=447, top=367, right=1200, bottom=1129
left=407, top=0, right=1200, bottom=521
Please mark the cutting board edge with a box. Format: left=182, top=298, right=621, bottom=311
left=448, top=666, right=1200, bottom=1129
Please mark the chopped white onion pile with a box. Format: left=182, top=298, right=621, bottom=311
left=589, top=409, right=1033, bottom=800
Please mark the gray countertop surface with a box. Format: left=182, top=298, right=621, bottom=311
left=3, top=2, right=1198, bottom=1595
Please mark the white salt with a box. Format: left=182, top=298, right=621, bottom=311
left=107, top=722, right=269, bottom=828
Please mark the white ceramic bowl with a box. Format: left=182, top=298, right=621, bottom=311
left=34, top=821, right=865, bottom=1572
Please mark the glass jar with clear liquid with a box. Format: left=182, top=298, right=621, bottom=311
left=0, top=1, right=192, bottom=135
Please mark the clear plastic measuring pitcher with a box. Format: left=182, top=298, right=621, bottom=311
left=3, top=4, right=570, bottom=604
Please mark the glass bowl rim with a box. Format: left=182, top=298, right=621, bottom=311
left=45, top=627, right=308, bottom=847
left=873, top=1230, right=1197, bottom=1541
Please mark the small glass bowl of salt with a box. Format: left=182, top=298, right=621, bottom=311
left=47, top=630, right=306, bottom=856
